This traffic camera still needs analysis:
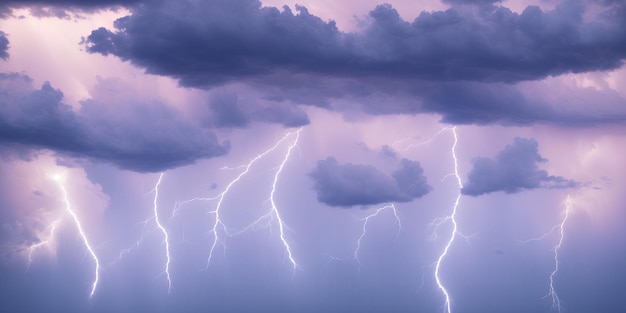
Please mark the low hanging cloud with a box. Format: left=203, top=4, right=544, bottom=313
left=202, top=91, right=309, bottom=128
left=461, top=137, right=578, bottom=196
left=0, top=31, right=8, bottom=60
left=85, top=0, right=626, bottom=85
left=309, top=157, right=431, bottom=207
left=80, top=0, right=626, bottom=127
left=0, top=73, right=229, bottom=172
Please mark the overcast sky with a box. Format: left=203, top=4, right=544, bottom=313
left=1, top=1, right=625, bottom=313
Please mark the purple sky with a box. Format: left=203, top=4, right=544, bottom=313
left=1, top=1, right=625, bottom=313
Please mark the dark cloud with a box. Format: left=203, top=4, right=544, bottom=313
left=417, top=81, right=626, bottom=126
left=0, top=31, right=8, bottom=60
left=0, top=73, right=229, bottom=172
left=85, top=0, right=626, bottom=86
left=0, top=0, right=140, bottom=18
left=461, top=137, right=578, bottom=196
left=203, top=91, right=309, bottom=128
left=309, top=157, right=430, bottom=207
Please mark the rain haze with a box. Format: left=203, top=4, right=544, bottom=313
left=0, top=0, right=625, bottom=312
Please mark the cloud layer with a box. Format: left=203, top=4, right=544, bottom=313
left=0, top=73, right=229, bottom=172
left=309, top=157, right=430, bottom=207
left=461, top=137, right=577, bottom=196
left=0, top=0, right=140, bottom=18
left=86, top=0, right=626, bottom=85
left=79, top=0, right=626, bottom=127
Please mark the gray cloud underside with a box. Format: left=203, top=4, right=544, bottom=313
left=461, top=137, right=578, bottom=196
left=309, top=157, right=430, bottom=207
left=86, top=0, right=626, bottom=86
left=0, top=73, right=229, bottom=172
left=0, top=31, right=8, bottom=60
left=203, top=91, right=309, bottom=128
left=79, top=0, right=626, bottom=127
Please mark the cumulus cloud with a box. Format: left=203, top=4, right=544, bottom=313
left=85, top=0, right=626, bottom=85
left=461, top=137, right=578, bottom=196
left=80, top=0, right=626, bottom=127
left=309, top=157, right=430, bottom=207
left=0, top=73, right=229, bottom=172
left=0, top=31, right=8, bottom=60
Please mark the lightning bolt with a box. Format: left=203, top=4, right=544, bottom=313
left=392, top=127, right=451, bottom=152
left=354, top=204, right=401, bottom=270
left=432, top=126, right=463, bottom=313
left=178, top=128, right=303, bottom=270
left=152, top=173, right=173, bottom=292
left=264, top=128, right=301, bottom=271
left=26, top=219, right=61, bottom=271
left=546, top=196, right=573, bottom=313
left=54, top=177, right=101, bottom=298
left=522, top=195, right=573, bottom=312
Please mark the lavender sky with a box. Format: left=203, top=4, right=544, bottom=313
left=1, top=1, right=625, bottom=312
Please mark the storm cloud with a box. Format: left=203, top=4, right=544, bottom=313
left=203, top=91, right=309, bottom=128
left=85, top=0, right=626, bottom=85
left=0, top=73, right=229, bottom=172
left=461, top=137, right=578, bottom=196
left=309, top=157, right=430, bottom=207
left=80, top=0, right=626, bottom=127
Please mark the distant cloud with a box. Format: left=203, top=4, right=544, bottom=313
left=0, top=31, right=8, bottom=60
left=309, top=157, right=430, bottom=207
left=461, top=138, right=578, bottom=196
left=0, top=0, right=140, bottom=18
left=442, top=0, right=502, bottom=5
left=0, top=73, right=229, bottom=172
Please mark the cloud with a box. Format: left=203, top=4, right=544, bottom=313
left=309, top=157, right=430, bottom=207
left=85, top=0, right=626, bottom=86
left=202, top=90, right=309, bottom=128
left=442, top=0, right=502, bottom=5
left=0, top=0, right=140, bottom=18
left=0, top=73, right=229, bottom=172
left=461, top=137, right=578, bottom=196
left=0, top=31, right=8, bottom=60
left=80, top=0, right=626, bottom=127
left=417, top=81, right=626, bottom=126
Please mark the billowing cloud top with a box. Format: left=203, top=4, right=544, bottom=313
left=85, top=0, right=626, bottom=85
left=0, top=73, right=229, bottom=172
left=78, top=0, right=626, bottom=126
left=309, top=157, right=431, bottom=207
left=461, top=137, right=578, bottom=196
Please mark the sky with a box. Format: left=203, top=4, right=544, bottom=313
left=0, top=0, right=625, bottom=312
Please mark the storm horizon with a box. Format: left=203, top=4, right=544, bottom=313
left=1, top=0, right=625, bottom=313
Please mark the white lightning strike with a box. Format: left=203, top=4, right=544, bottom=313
left=152, top=173, right=173, bottom=292
left=522, top=195, right=573, bottom=312
left=392, top=127, right=451, bottom=152
left=354, top=204, right=401, bottom=270
left=55, top=178, right=101, bottom=298
left=203, top=128, right=303, bottom=270
left=433, top=126, right=463, bottom=313
left=26, top=219, right=61, bottom=271
left=546, top=196, right=573, bottom=313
